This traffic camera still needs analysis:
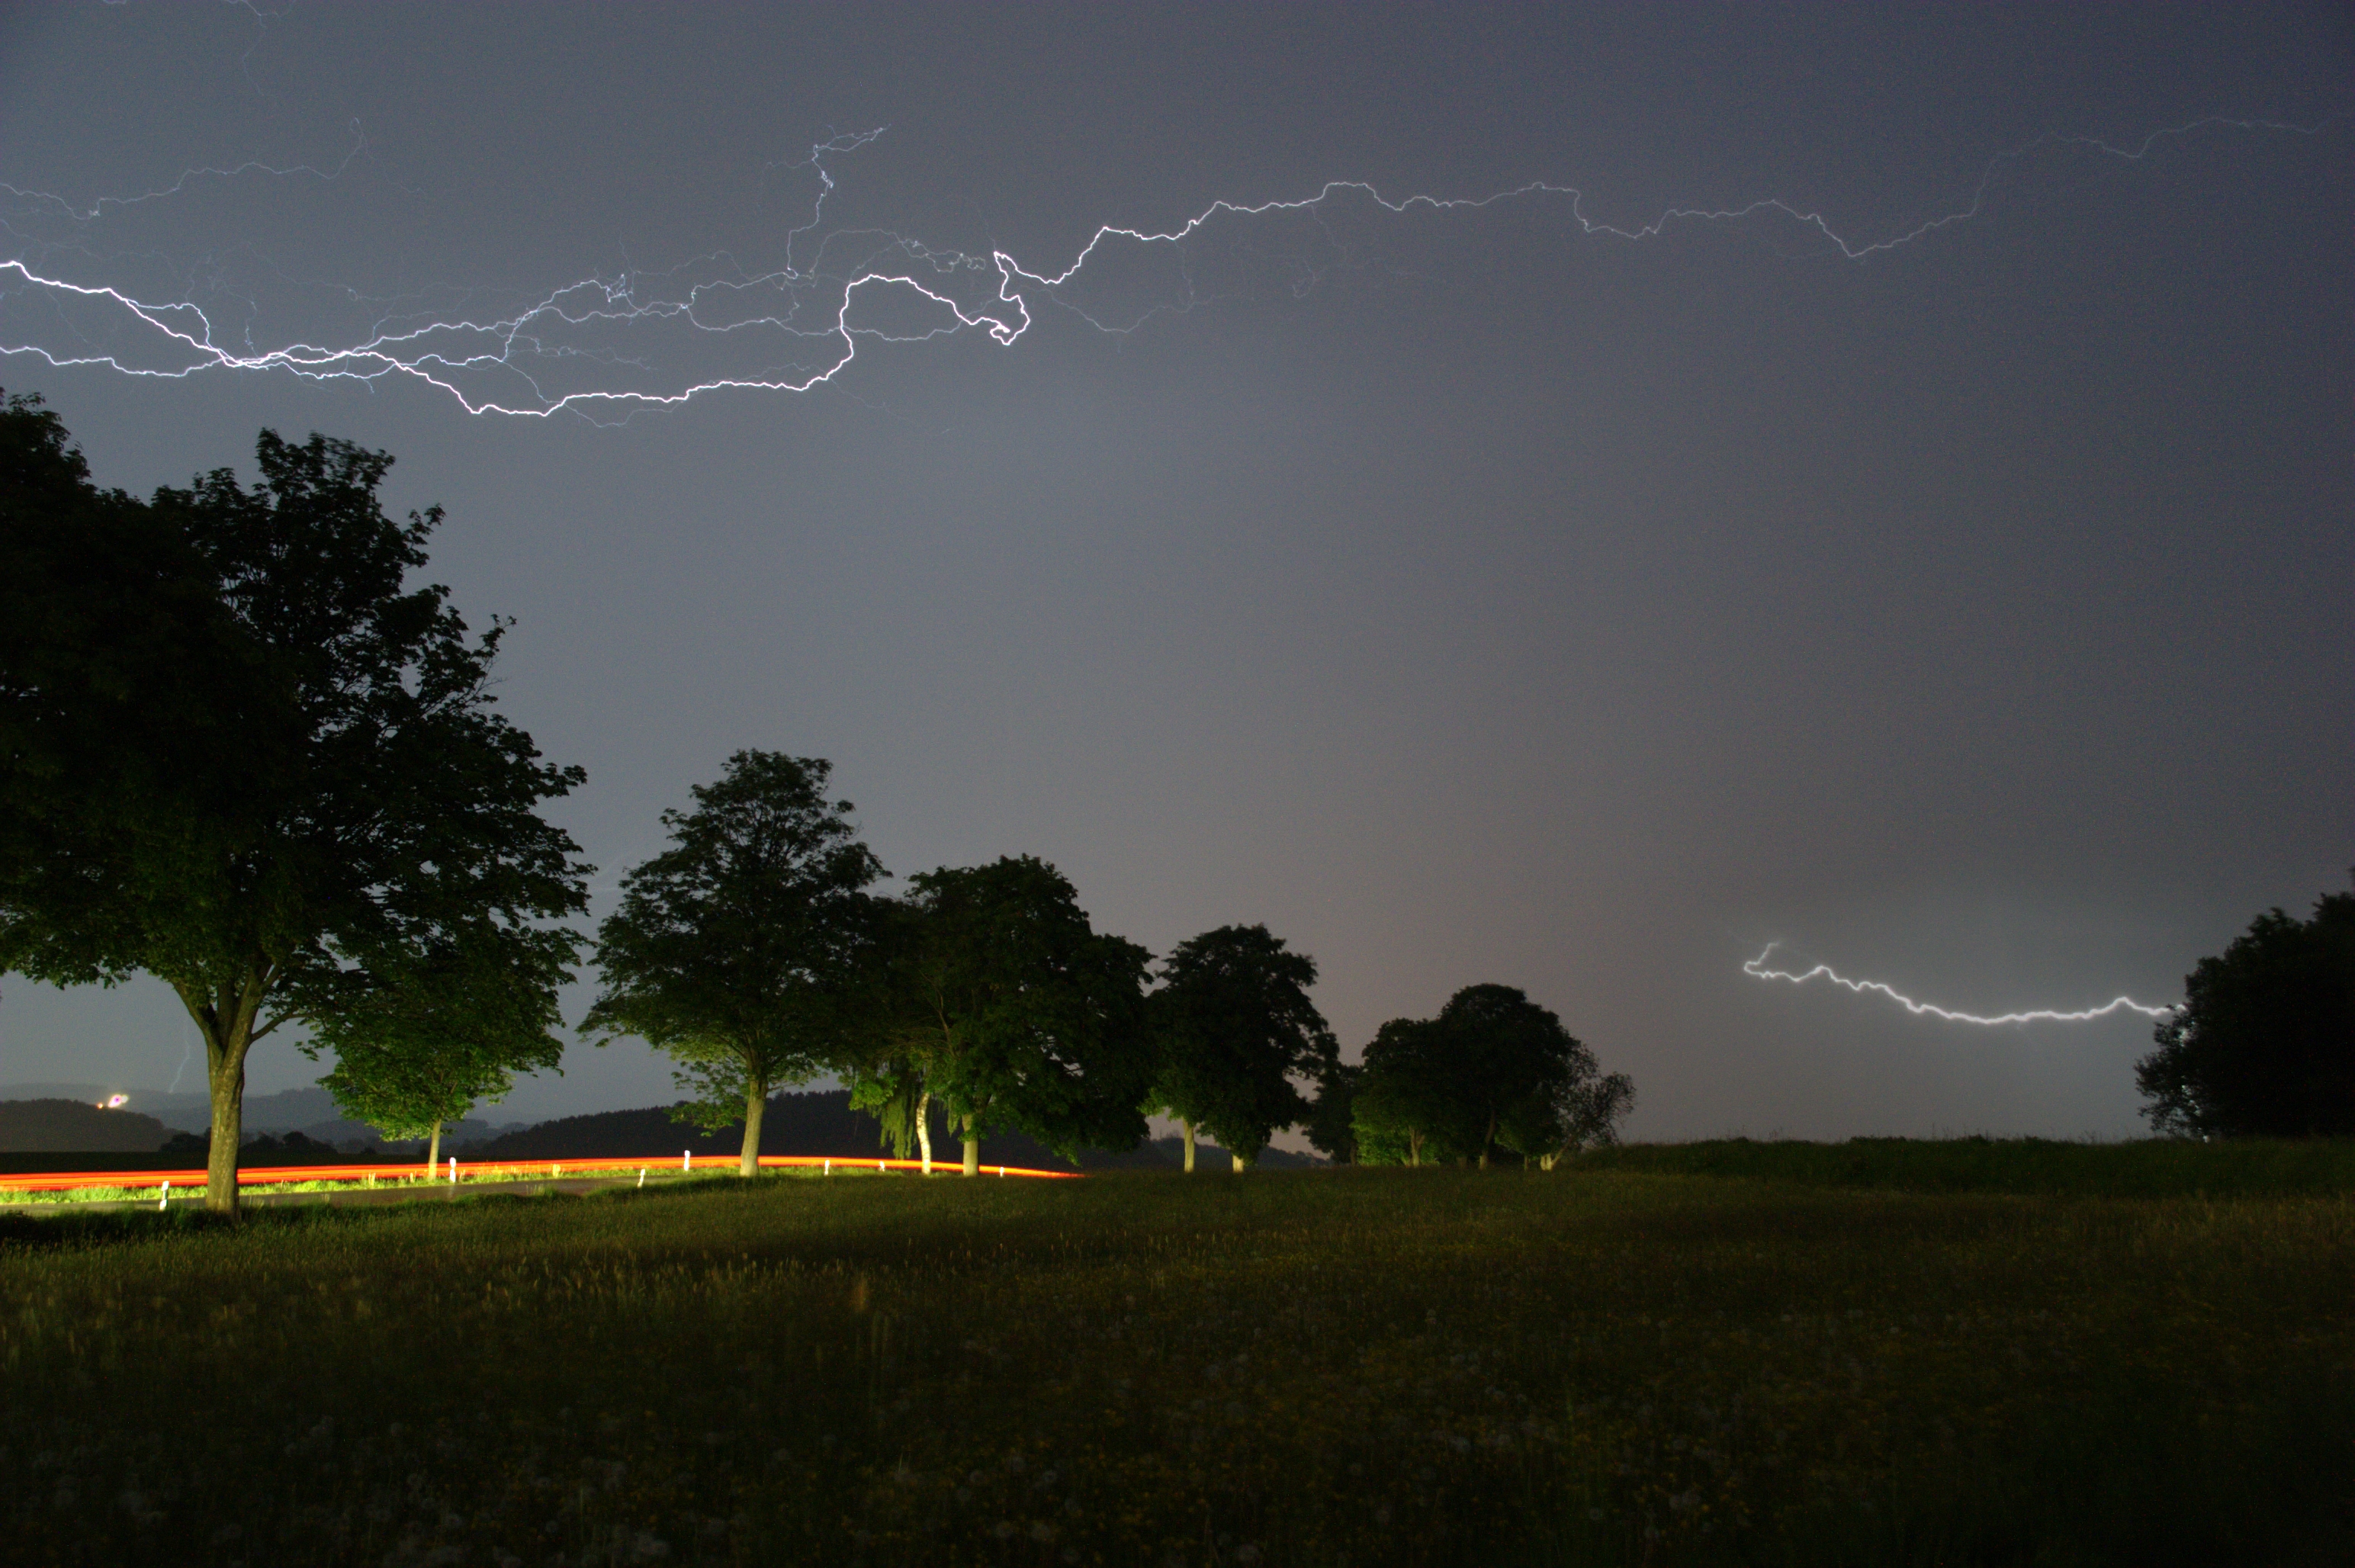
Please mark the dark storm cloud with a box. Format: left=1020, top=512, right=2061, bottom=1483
left=2, top=3, right=2347, bottom=1137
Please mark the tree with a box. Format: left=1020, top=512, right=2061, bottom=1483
left=1496, top=1053, right=1635, bottom=1169
left=1302, top=1060, right=1361, bottom=1165
left=585, top=752, right=885, bottom=1176
left=1351, top=1017, right=1463, bottom=1166
left=305, top=919, right=574, bottom=1168
left=0, top=393, right=257, bottom=1003
left=1, top=415, right=590, bottom=1214
left=879, top=856, right=1153, bottom=1174
left=2136, top=880, right=2355, bottom=1138
left=1351, top=985, right=1631, bottom=1168
left=1147, top=924, right=1336, bottom=1171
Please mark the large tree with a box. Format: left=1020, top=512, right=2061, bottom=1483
left=585, top=751, right=885, bottom=1175
left=305, top=918, right=574, bottom=1169
left=880, top=856, right=1153, bottom=1174
left=1351, top=1017, right=1463, bottom=1166
left=1147, top=924, right=1336, bottom=1171
left=2136, top=881, right=2355, bottom=1138
left=1353, top=985, right=1627, bottom=1167
left=0, top=410, right=590, bottom=1213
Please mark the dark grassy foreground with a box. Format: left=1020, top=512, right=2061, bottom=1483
left=2, top=1165, right=2349, bottom=1567
left=1560, top=1136, right=2355, bottom=1199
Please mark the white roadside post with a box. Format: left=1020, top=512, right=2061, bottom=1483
left=637, top=1168, right=646, bottom=1188
left=681, top=1149, right=690, bottom=1173
left=448, top=1155, right=457, bottom=1187
left=157, top=1179, right=169, bottom=1211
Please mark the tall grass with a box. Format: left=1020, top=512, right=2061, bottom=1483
left=3, top=1166, right=2348, bottom=1566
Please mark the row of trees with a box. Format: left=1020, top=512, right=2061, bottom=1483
left=2, top=400, right=1634, bottom=1211
left=578, top=750, right=1634, bottom=1179
left=583, top=751, right=1346, bottom=1178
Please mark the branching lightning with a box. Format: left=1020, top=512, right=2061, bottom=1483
left=0, top=116, right=2318, bottom=420
left=1743, top=945, right=2176, bottom=1026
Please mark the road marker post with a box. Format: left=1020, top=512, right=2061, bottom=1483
left=157, top=1180, right=169, bottom=1210
left=638, top=1168, right=645, bottom=1188
left=448, top=1156, right=457, bottom=1187
left=682, top=1149, right=691, bottom=1173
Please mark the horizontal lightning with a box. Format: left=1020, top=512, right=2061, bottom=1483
left=1743, top=944, right=2176, bottom=1026
left=0, top=116, right=2318, bottom=420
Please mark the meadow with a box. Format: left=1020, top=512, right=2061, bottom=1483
left=2, top=1155, right=2349, bottom=1566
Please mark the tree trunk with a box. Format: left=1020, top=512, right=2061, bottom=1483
left=962, top=1113, right=980, bottom=1177
left=1232, top=1150, right=1248, bottom=1174
left=916, top=1091, right=933, bottom=1174
left=1408, top=1128, right=1423, bottom=1168
left=204, top=1045, right=246, bottom=1217
left=426, top=1117, right=444, bottom=1172
left=740, top=1075, right=766, bottom=1177
left=1479, top=1112, right=1495, bottom=1170
left=1182, top=1120, right=1196, bottom=1174
left=182, top=976, right=267, bottom=1218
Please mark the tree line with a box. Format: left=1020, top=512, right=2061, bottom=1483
left=1, top=403, right=1636, bottom=1213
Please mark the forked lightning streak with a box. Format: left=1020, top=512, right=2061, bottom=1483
left=1743, top=946, right=2176, bottom=1026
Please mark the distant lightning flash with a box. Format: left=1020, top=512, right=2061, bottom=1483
left=0, top=115, right=2319, bottom=420
left=1743, top=945, right=2177, bottom=1026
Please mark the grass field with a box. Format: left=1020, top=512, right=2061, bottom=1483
left=3, top=1156, right=2350, bottom=1566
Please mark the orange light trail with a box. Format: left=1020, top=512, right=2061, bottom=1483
left=0, top=1153, right=1078, bottom=1195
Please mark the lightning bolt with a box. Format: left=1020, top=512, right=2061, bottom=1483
left=1743, top=944, right=2177, bottom=1026
left=0, top=115, right=2320, bottom=421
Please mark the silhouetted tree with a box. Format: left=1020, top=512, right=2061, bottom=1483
left=586, top=752, right=886, bottom=1176
left=2136, top=880, right=2355, bottom=1137
left=877, top=856, right=1153, bottom=1173
left=1147, top=924, right=1337, bottom=1171
left=1497, top=1054, right=1636, bottom=1168
left=1353, top=985, right=1632, bottom=1167
left=1303, top=1060, right=1361, bottom=1165
left=0, top=406, right=589, bottom=1214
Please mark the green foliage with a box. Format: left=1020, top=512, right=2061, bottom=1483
left=2136, top=878, right=2355, bottom=1137
left=882, top=856, right=1154, bottom=1161
left=1146, top=924, right=1336, bottom=1166
left=0, top=403, right=590, bottom=1210
left=1352, top=1017, right=1463, bottom=1165
left=2, top=1168, right=2349, bottom=1565
left=846, top=1054, right=934, bottom=1159
left=585, top=752, right=885, bottom=1145
left=304, top=920, right=573, bottom=1141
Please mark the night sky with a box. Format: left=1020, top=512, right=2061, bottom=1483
left=2, top=4, right=2347, bottom=1140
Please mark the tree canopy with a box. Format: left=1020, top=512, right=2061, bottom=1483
left=1301, top=1060, right=1362, bottom=1165
left=307, top=918, right=574, bottom=1168
left=1353, top=984, right=1632, bottom=1166
left=585, top=751, right=886, bottom=1175
left=0, top=403, right=590, bottom=1213
left=1147, top=924, right=1337, bottom=1171
left=2137, top=880, right=2355, bottom=1138
left=880, top=856, right=1154, bottom=1171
